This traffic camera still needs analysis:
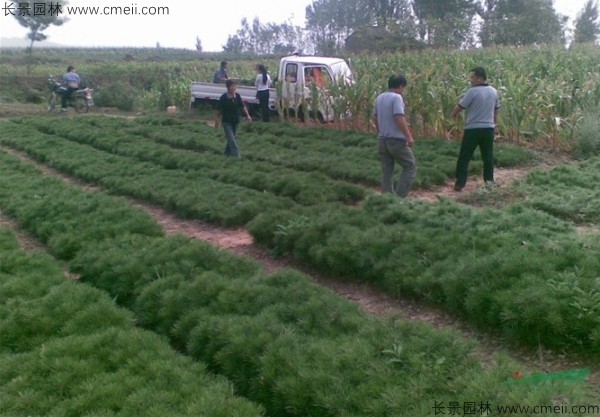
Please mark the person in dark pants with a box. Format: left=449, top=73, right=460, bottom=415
left=451, top=67, right=500, bottom=191
left=215, top=80, right=251, bottom=158
left=61, top=65, right=80, bottom=112
left=373, top=74, right=416, bottom=198
left=255, top=64, right=271, bottom=122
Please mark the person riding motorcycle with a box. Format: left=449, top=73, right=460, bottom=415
left=61, top=65, right=80, bottom=112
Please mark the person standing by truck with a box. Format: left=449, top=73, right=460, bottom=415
left=373, top=74, right=416, bottom=198
left=255, top=64, right=271, bottom=122
left=213, top=61, right=229, bottom=83
left=215, top=80, right=252, bottom=158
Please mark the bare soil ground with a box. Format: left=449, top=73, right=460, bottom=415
left=0, top=124, right=598, bottom=393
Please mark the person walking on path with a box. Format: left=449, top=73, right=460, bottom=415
left=255, top=64, right=271, bottom=122
left=451, top=67, right=500, bottom=191
left=373, top=74, right=416, bottom=198
left=215, top=80, right=251, bottom=158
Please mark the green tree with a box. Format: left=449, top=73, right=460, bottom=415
left=345, top=25, right=425, bottom=53
left=223, top=17, right=307, bottom=55
left=573, top=0, right=600, bottom=44
left=412, top=0, right=479, bottom=48
left=479, top=0, right=566, bottom=46
left=13, top=1, right=69, bottom=72
left=305, top=0, right=370, bottom=54
left=306, top=0, right=415, bottom=54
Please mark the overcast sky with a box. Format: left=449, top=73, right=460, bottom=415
left=0, top=0, right=589, bottom=51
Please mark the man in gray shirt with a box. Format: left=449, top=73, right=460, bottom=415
left=451, top=67, right=500, bottom=191
left=373, top=75, right=416, bottom=198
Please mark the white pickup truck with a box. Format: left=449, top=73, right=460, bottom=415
left=190, top=54, right=354, bottom=122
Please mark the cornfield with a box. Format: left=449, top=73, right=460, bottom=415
left=343, top=44, right=600, bottom=148
left=2, top=44, right=599, bottom=147
left=246, top=44, right=600, bottom=149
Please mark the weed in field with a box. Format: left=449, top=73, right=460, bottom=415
left=92, top=81, right=136, bottom=111
left=573, top=105, right=600, bottom=159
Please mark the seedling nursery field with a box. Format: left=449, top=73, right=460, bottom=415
left=0, top=47, right=599, bottom=416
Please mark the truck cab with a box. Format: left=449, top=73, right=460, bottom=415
left=277, top=55, right=354, bottom=122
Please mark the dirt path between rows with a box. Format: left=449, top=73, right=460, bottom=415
left=0, top=144, right=598, bottom=393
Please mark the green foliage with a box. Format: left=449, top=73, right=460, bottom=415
left=0, top=143, right=594, bottom=414
left=522, top=157, right=600, bottom=223
left=345, top=27, right=426, bottom=54
left=0, top=228, right=263, bottom=416
left=573, top=0, right=600, bottom=44
left=0, top=329, right=264, bottom=417
left=3, top=45, right=600, bottom=150
left=412, top=0, right=480, bottom=48
left=1, top=120, right=297, bottom=226
left=352, top=45, right=600, bottom=147
left=13, top=1, right=68, bottom=57
left=137, top=86, right=163, bottom=111
left=71, top=234, right=260, bottom=308
left=573, top=105, right=600, bottom=159
left=71, top=235, right=596, bottom=416
left=224, top=17, right=305, bottom=55
left=0, top=282, right=131, bottom=353
left=4, top=115, right=598, bottom=353
left=0, top=48, right=274, bottom=111
left=92, top=81, right=136, bottom=111
left=137, top=79, right=190, bottom=111
left=19, top=116, right=368, bottom=205
left=479, top=0, right=566, bottom=46
left=249, top=196, right=600, bottom=353
left=7, top=114, right=503, bottom=209
left=0, top=151, right=162, bottom=259
left=4, top=113, right=600, bottom=354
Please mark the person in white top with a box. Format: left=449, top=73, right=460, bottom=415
left=255, top=64, right=271, bottom=122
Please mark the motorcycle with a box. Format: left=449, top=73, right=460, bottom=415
left=47, top=75, right=94, bottom=113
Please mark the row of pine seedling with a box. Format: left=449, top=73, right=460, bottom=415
left=0, top=229, right=263, bottom=416
left=0, top=144, right=594, bottom=415
left=1, top=117, right=599, bottom=353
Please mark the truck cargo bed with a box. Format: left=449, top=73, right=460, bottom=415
left=190, top=82, right=276, bottom=111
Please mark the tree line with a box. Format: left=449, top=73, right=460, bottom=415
left=222, top=0, right=600, bottom=54
left=11, top=0, right=600, bottom=56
